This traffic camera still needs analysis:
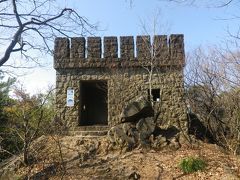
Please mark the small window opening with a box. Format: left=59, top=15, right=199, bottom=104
left=148, top=89, right=160, bottom=102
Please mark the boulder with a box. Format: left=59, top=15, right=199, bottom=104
left=152, top=135, right=167, bottom=149
left=136, top=117, right=155, bottom=145
left=121, top=97, right=154, bottom=123
left=108, top=96, right=182, bottom=151
left=169, top=137, right=181, bottom=150
left=108, top=117, right=156, bottom=149
left=108, top=123, right=137, bottom=150
left=108, top=97, right=156, bottom=149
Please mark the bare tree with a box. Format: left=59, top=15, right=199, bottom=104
left=0, top=0, right=96, bottom=68
left=186, top=47, right=240, bottom=154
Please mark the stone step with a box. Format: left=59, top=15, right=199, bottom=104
left=74, top=135, right=105, bottom=139
left=72, top=126, right=109, bottom=132
left=69, top=130, right=108, bottom=136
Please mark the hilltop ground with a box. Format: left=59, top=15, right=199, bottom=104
left=1, top=135, right=240, bottom=180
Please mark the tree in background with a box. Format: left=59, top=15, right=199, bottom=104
left=0, top=72, right=15, bottom=162
left=0, top=0, right=96, bottom=164
left=0, top=0, right=96, bottom=67
left=162, top=0, right=240, bottom=154
left=3, top=86, right=55, bottom=165
left=0, top=73, right=15, bottom=121
left=0, top=82, right=55, bottom=164
left=185, top=47, right=240, bottom=155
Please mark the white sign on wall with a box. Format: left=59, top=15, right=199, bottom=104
left=66, top=88, right=74, bottom=107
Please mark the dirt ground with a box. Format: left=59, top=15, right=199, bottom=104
left=3, top=135, right=240, bottom=180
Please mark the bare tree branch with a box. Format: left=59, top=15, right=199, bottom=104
left=0, top=0, right=96, bottom=67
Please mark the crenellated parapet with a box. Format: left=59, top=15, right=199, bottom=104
left=54, top=34, right=185, bottom=69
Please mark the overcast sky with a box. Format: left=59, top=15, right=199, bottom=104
left=3, top=0, right=239, bottom=94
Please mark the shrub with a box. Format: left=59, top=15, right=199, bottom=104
left=179, top=157, right=207, bottom=174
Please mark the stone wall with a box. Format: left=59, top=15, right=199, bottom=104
left=54, top=34, right=187, bottom=132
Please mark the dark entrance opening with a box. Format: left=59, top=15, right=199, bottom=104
left=80, top=81, right=108, bottom=126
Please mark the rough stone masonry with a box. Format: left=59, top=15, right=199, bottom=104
left=54, top=34, right=187, bottom=134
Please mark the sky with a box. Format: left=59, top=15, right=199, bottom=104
left=2, top=0, right=239, bottom=94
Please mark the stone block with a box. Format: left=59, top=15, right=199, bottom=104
left=70, top=37, right=85, bottom=58
left=104, top=36, right=118, bottom=58
left=54, top=37, right=70, bottom=64
left=136, top=35, right=151, bottom=61
left=120, top=36, right=134, bottom=60
left=87, top=37, right=102, bottom=58
left=169, top=34, right=184, bottom=65
left=153, top=35, right=169, bottom=64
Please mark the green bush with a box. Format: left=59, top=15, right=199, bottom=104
left=179, top=157, right=207, bottom=174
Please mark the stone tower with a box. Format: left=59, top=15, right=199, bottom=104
left=54, top=34, right=187, bottom=132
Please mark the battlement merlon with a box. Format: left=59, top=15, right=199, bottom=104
left=53, top=34, right=185, bottom=69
